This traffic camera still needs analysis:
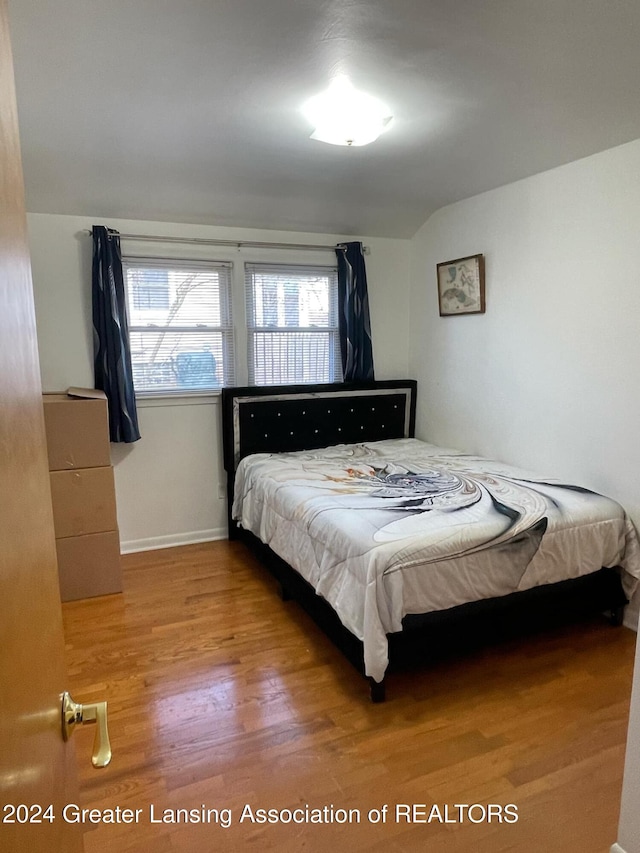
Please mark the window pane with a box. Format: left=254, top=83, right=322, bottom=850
left=251, top=273, right=332, bottom=328
left=129, top=330, right=230, bottom=392
left=250, top=331, right=338, bottom=384
left=126, top=267, right=226, bottom=328
left=123, top=259, right=234, bottom=394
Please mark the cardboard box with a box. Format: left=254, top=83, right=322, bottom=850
left=56, top=530, right=122, bottom=601
left=43, top=390, right=110, bottom=471
left=49, top=466, right=118, bottom=538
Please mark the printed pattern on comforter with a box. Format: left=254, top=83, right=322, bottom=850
left=232, top=438, right=640, bottom=682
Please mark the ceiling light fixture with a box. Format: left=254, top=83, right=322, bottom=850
left=302, top=76, right=393, bottom=147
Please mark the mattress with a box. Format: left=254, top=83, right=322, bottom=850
left=232, top=438, right=640, bottom=682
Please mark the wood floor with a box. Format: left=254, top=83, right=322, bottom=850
left=61, top=541, right=636, bottom=853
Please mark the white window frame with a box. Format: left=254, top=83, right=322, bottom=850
left=123, top=256, right=235, bottom=397
left=245, top=262, right=342, bottom=386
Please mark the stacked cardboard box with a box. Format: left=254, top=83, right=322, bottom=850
left=43, top=390, right=122, bottom=601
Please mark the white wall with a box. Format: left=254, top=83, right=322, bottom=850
left=408, top=138, right=640, bottom=533
left=27, top=213, right=411, bottom=551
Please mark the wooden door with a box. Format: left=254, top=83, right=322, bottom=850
left=0, top=3, right=82, bottom=851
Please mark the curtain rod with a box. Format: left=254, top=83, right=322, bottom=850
left=84, top=230, right=369, bottom=254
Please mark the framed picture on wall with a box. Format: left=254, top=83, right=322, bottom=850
left=436, top=253, right=485, bottom=316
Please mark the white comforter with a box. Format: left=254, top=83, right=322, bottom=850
left=232, top=438, right=640, bottom=682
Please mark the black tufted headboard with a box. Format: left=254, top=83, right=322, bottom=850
left=221, top=380, right=417, bottom=532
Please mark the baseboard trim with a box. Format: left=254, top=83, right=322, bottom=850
left=120, top=528, right=227, bottom=554
left=610, top=843, right=626, bottom=853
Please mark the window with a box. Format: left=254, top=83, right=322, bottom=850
left=245, top=263, right=342, bottom=385
left=123, top=258, right=234, bottom=394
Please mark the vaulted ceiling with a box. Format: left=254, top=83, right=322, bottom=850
left=9, top=0, right=640, bottom=238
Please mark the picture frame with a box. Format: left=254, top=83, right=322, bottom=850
left=436, top=253, right=485, bottom=316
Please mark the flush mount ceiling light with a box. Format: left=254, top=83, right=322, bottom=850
left=302, top=76, right=393, bottom=147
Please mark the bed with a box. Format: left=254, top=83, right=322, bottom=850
left=222, top=380, right=640, bottom=701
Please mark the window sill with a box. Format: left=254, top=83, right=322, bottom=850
left=135, top=392, right=221, bottom=409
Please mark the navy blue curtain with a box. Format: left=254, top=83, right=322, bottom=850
left=92, top=226, right=141, bottom=442
left=335, top=241, right=375, bottom=381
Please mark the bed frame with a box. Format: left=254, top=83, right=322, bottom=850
left=221, top=380, right=627, bottom=702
